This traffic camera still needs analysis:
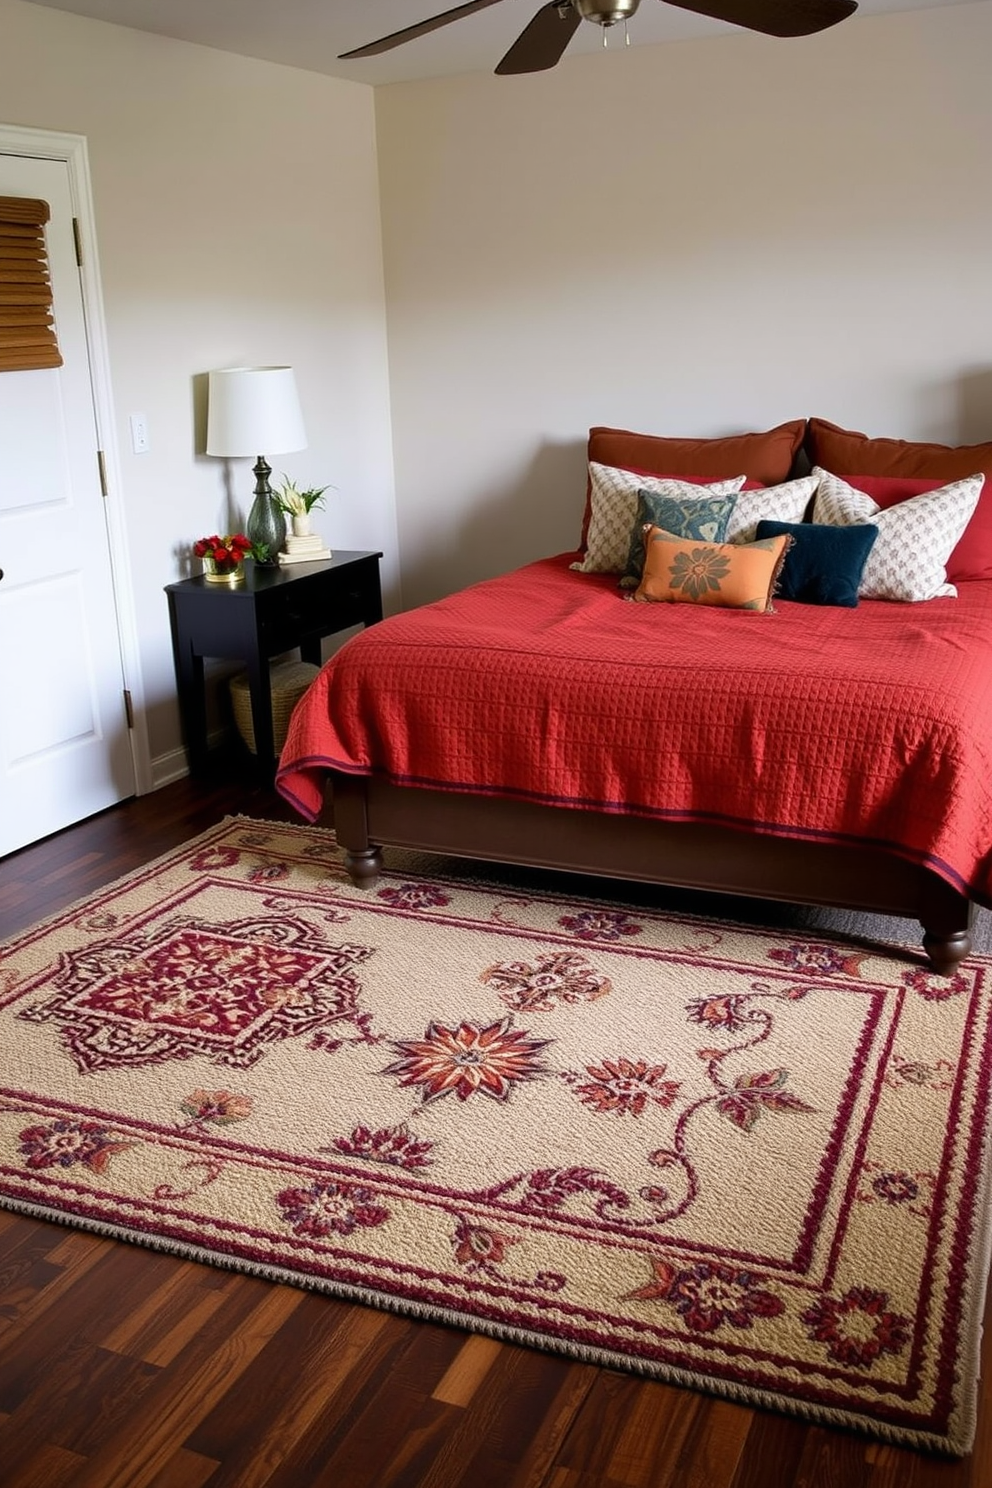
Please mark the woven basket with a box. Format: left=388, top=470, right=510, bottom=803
left=229, top=660, right=320, bottom=755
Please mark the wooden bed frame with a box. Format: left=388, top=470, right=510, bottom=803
left=329, top=772, right=975, bottom=975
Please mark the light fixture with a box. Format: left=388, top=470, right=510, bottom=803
left=574, top=0, right=640, bottom=20
left=574, top=0, right=641, bottom=35
left=205, top=366, right=307, bottom=561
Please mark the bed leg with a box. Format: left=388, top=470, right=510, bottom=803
left=921, top=927, right=973, bottom=977
left=343, top=847, right=383, bottom=887
left=918, top=887, right=975, bottom=976
left=330, top=773, right=382, bottom=887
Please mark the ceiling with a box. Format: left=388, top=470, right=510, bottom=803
left=24, top=0, right=974, bottom=86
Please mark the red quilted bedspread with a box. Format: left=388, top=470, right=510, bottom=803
left=276, top=553, right=992, bottom=904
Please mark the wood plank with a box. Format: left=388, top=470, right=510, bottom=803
left=0, top=1338, right=159, bottom=1483
left=64, top=1282, right=304, bottom=1488
left=431, top=1333, right=504, bottom=1405
left=667, top=1396, right=754, bottom=1488
left=185, top=1292, right=396, bottom=1482
left=5, top=1441, right=87, bottom=1488
left=98, top=1261, right=241, bottom=1367
left=143, top=1449, right=222, bottom=1488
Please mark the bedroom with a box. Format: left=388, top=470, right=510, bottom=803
left=0, top=0, right=991, bottom=1480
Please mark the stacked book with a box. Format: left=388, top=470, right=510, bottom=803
left=277, top=532, right=332, bottom=566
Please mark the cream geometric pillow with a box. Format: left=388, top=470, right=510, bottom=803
left=811, top=466, right=985, bottom=601
left=572, top=463, right=746, bottom=576
left=724, top=474, right=820, bottom=544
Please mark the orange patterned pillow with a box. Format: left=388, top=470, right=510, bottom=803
left=632, top=526, right=791, bottom=611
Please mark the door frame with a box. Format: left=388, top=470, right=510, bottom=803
left=0, top=122, right=151, bottom=795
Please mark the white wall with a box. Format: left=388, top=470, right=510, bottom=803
left=375, top=3, right=992, bottom=610
left=0, top=0, right=398, bottom=773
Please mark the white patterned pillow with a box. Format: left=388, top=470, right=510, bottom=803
left=572, top=463, right=746, bottom=575
left=811, top=467, right=985, bottom=601
left=724, top=474, right=820, bottom=543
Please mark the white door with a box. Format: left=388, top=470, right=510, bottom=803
left=0, top=150, right=136, bottom=856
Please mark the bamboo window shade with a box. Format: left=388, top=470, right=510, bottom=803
left=0, top=196, right=63, bottom=373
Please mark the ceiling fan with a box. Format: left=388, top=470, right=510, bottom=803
left=339, top=0, right=859, bottom=76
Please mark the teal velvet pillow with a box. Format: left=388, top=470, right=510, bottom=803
left=621, top=488, right=739, bottom=588
left=754, top=519, right=878, bottom=607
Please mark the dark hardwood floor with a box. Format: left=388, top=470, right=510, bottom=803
left=0, top=768, right=989, bottom=1487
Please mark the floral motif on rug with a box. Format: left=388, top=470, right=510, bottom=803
left=0, top=817, right=989, bottom=1456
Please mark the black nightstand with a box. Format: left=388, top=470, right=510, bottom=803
left=165, top=550, right=383, bottom=778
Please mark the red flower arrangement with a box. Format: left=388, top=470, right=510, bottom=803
left=193, top=532, right=253, bottom=566
left=193, top=532, right=265, bottom=582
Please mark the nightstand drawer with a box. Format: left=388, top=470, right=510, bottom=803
left=257, top=576, right=374, bottom=653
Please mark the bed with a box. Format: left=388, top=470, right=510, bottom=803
left=275, top=418, right=992, bottom=975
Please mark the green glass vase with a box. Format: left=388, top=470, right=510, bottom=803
left=246, top=457, right=286, bottom=562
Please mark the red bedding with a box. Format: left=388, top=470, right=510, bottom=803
left=276, top=554, right=992, bottom=905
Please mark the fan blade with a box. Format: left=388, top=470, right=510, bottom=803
left=495, top=2, right=583, bottom=74
left=339, top=0, right=506, bottom=60
left=661, top=0, right=857, bottom=38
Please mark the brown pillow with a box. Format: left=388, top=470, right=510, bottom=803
left=805, top=417, right=992, bottom=482
left=632, top=526, right=791, bottom=611
left=804, top=418, right=992, bottom=582
left=581, top=421, right=807, bottom=550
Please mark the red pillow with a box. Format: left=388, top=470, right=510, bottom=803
left=582, top=420, right=806, bottom=549
left=843, top=475, right=943, bottom=504
left=805, top=418, right=992, bottom=582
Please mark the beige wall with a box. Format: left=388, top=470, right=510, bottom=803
left=375, top=2, right=992, bottom=609
left=0, top=0, right=397, bottom=769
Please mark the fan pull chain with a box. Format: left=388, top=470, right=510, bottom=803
left=602, top=21, right=631, bottom=49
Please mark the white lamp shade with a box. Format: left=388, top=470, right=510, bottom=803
left=206, top=366, right=307, bottom=457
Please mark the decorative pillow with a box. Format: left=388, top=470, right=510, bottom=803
left=619, top=488, right=739, bottom=587
left=836, top=474, right=985, bottom=587
left=811, top=467, right=985, bottom=602
left=572, top=464, right=745, bottom=576
left=581, top=420, right=807, bottom=550
left=631, top=527, right=791, bottom=611
left=755, top=519, right=878, bottom=607
left=724, top=473, right=820, bottom=544
left=804, top=418, right=992, bottom=582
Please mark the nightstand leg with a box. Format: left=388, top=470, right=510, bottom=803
left=169, top=606, right=210, bottom=777
left=245, top=654, right=275, bottom=775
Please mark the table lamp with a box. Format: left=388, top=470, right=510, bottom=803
left=206, top=366, right=307, bottom=560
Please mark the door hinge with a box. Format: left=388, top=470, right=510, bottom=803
left=72, top=217, right=83, bottom=267
left=97, top=449, right=108, bottom=496
left=123, top=690, right=134, bottom=730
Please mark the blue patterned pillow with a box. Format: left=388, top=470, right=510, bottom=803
left=755, top=519, right=878, bottom=607
left=621, top=488, right=739, bottom=587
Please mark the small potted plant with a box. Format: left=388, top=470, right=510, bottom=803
left=273, top=476, right=330, bottom=537
left=193, top=532, right=267, bottom=583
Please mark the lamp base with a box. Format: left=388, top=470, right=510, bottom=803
left=245, top=456, right=286, bottom=563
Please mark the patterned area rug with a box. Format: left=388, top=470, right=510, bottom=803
left=1, top=817, right=990, bottom=1455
